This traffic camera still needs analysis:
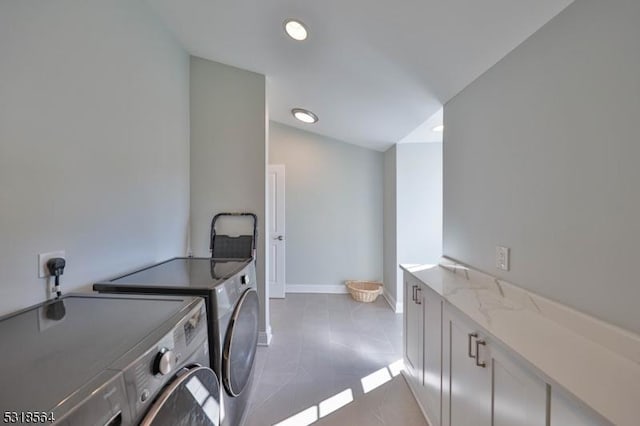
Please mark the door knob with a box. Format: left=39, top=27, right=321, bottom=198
left=274, top=235, right=284, bottom=241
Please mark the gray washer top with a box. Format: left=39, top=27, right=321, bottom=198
left=0, top=294, right=194, bottom=414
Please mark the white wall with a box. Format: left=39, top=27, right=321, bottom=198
left=397, top=143, right=443, bottom=266
left=383, top=146, right=398, bottom=304
left=190, top=57, right=268, bottom=335
left=269, top=122, right=384, bottom=290
left=444, top=0, right=640, bottom=333
left=383, top=143, right=443, bottom=311
left=0, top=0, right=190, bottom=316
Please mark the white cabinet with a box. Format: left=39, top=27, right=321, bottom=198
left=421, top=282, right=442, bottom=426
left=404, top=274, right=423, bottom=379
left=550, top=388, right=612, bottom=426
left=404, top=268, right=612, bottom=426
left=442, top=307, right=492, bottom=426
left=403, top=272, right=442, bottom=426
left=492, top=344, right=547, bottom=426
left=442, top=305, right=547, bottom=426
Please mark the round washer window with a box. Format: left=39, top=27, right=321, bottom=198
left=141, top=366, right=220, bottom=426
left=223, top=288, right=259, bottom=396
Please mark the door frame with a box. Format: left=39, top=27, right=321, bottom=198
left=268, top=164, right=286, bottom=298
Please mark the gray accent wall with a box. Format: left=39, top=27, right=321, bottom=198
left=269, top=122, right=383, bottom=288
left=0, top=1, right=190, bottom=316
left=190, top=57, right=268, bottom=333
left=444, top=0, right=640, bottom=333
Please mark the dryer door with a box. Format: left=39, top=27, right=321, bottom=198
left=223, top=288, right=259, bottom=397
left=140, top=366, right=220, bottom=426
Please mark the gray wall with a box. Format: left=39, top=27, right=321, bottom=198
left=0, top=0, right=190, bottom=316
left=190, top=57, right=268, bottom=333
left=383, top=146, right=398, bottom=303
left=397, top=143, right=443, bottom=268
left=269, top=122, right=383, bottom=288
left=444, top=0, right=640, bottom=333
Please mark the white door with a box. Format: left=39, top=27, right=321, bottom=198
left=268, top=165, right=286, bottom=298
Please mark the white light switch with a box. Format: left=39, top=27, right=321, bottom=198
left=496, top=246, right=510, bottom=271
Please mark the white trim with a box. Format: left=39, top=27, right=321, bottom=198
left=268, top=164, right=286, bottom=298
left=258, top=327, right=272, bottom=346
left=286, top=284, right=348, bottom=294
left=383, top=287, right=403, bottom=313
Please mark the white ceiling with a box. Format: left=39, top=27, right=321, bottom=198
left=145, top=0, right=573, bottom=151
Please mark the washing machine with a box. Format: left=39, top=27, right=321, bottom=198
left=0, top=293, right=220, bottom=426
left=94, top=257, right=259, bottom=426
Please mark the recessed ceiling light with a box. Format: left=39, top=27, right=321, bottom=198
left=432, top=125, right=444, bottom=132
left=292, top=108, right=318, bottom=124
left=284, top=19, right=308, bottom=41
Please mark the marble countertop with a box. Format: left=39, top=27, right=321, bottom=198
left=401, top=260, right=640, bottom=426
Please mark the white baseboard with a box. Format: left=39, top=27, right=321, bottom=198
left=286, top=284, right=348, bottom=294
left=258, top=327, right=272, bottom=346
left=383, top=287, right=403, bottom=313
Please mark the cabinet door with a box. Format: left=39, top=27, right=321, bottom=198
left=421, top=284, right=442, bottom=426
left=492, top=345, right=547, bottom=426
left=444, top=305, right=549, bottom=426
left=443, top=308, right=491, bottom=426
left=404, top=274, right=423, bottom=379
left=550, top=388, right=612, bottom=426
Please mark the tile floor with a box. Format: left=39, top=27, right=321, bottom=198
left=244, top=293, right=428, bottom=426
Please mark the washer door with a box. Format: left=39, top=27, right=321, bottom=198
left=141, top=366, right=220, bottom=426
left=223, top=288, right=259, bottom=397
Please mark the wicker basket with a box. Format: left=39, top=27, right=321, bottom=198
left=345, top=280, right=383, bottom=303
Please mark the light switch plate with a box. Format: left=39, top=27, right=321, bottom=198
left=38, top=250, right=66, bottom=278
left=496, top=246, right=510, bottom=271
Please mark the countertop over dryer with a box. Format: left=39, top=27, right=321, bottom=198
left=93, top=257, right=253, bottom=292
left=401, top=259, right=640, bottom=426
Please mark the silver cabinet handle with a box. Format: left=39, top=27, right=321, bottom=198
left=475, top=339, right=487, bottom=368
left=412, top=285, right=418, bottom=302
left=415, top=287, right=422, bottom=304
left=468, top=333, right=478, bottom=358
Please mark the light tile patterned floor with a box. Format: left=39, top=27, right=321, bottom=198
left=244, top=294, right=428, bottom=426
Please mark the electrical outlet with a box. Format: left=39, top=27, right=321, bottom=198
left=38, top=250, right=65, bottom=278
left=496, top=246, right=510, bottom=271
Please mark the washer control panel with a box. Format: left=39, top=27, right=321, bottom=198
left=153, top=348, right=176, bottom=376
left=121, top=302, right=208, bottom=423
